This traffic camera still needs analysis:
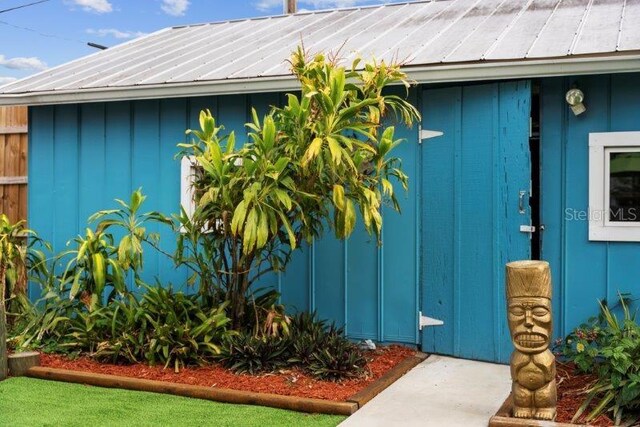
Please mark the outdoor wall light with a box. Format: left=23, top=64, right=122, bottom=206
left=566, top=88, right=586, bottom=116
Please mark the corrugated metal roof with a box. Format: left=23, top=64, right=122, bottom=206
left=2, top=0, right=640, bottom=104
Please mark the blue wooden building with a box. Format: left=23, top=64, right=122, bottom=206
left=1, top=0, right=640, bottom=363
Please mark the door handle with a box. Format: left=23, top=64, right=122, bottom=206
left=518, top=190, right=527, bottom=214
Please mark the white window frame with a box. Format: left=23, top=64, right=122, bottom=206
left=589, top=132, right=640, bottom=241
left=180, top=155, right=197, bottom=220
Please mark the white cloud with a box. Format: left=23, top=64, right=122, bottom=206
left=69, top=0, right=113, bottom=13
left=254, top=0, right=374, bottom=12
left=161, top=0, right=190, bottom=16
left=0, top=77, right=18, bottom=86
left=254, top=0, right=281, bottom=11
left=0, top=55, right=48, bottom=71
left=86, top=28, right=147, bottom=39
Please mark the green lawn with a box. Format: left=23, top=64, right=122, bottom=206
left=0, top=377, right=346, bottom=427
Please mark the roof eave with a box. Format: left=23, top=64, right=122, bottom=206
left=2, top=54, right=640, bottom=106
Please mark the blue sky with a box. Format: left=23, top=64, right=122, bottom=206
left=0, top=0, right=402, bottom=85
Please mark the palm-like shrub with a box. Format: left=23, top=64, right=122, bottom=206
left=0, top=215, right=34, bottom=380
left=177, top=48, right=419, bottom=329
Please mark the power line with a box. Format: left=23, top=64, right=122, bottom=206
left=0, top=0, right=50, bottom=14
left=0, top=19, right=85, bottom=44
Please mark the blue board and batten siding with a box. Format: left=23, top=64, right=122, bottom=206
left=28, top=73, right=640, bottom=362
left=540, top=73, right=640, bottom=338
left=28, top=91, right=421, bottom=345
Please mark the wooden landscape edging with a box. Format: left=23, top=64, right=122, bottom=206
left=489, top=395, right=586, bottom=427
left=26, top=366, right=358, bottom=416
left=349, top=352, right=428, bottom=407
left=25, top=353, right=428, bottom=416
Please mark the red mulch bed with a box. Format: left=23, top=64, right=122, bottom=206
left=555, top=362, right=613, bottom=426
left=39, top=345, right=416, bottom=402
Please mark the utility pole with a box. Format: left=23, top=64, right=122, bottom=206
left=284, top=0, right=296, bottom=14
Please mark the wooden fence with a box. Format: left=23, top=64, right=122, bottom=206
left=0, top=106, right=28, bottom=223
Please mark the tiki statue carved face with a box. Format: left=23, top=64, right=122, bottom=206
left=506, top=261, right=552, bottom=355
left=508, top=297, right=551, bottom=354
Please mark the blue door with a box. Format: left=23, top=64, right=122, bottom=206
left=420, top=81, right=532, bottom=363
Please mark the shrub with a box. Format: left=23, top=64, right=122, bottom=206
left=1, top=215, right=38, bottom=379
left=8, top=288, right=81, bottom=353
left=136, top=286, right=231, bottom=371
left=556, top=295, right=640, bottom=425
left=69, top=286, right=231, bottom=372
left=12, top=285, right=232, bottom=372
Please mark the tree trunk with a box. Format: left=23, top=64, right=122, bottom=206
left=230, top=276, right=248, bottom=330
left=8, top=351, right=40, bottom=376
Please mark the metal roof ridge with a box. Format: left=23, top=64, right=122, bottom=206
left=169, top=0, right=440, bottom=30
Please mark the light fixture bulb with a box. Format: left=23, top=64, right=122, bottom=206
left=565, top=88, right=586, bottom=116
left=565, top=89, right=584, bottom=106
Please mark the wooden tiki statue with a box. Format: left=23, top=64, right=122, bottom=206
left=506, top=261, right=556, bottom=420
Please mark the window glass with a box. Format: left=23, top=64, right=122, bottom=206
left=609, top=151, right=640, bottom=222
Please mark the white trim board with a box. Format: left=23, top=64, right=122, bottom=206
left=589, top=132, right=640, bottom=242
left=2, top=54, right=640, bottom=106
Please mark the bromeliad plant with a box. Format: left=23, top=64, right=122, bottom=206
left=177, top=47, right=420, bottom=329
left=216, top=311, right=366, bottom=380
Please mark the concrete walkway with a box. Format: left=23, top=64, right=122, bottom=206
left=340, top=355, right=511, bottom=427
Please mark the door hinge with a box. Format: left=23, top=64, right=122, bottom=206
left=419, top=311, right=444, bottom=330
left=420, top=129, right=444, bottom=142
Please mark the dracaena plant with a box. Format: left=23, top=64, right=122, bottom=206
left=177, top=47, right=420, bottom=329
left=60, top=189, right=170, bottom=311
